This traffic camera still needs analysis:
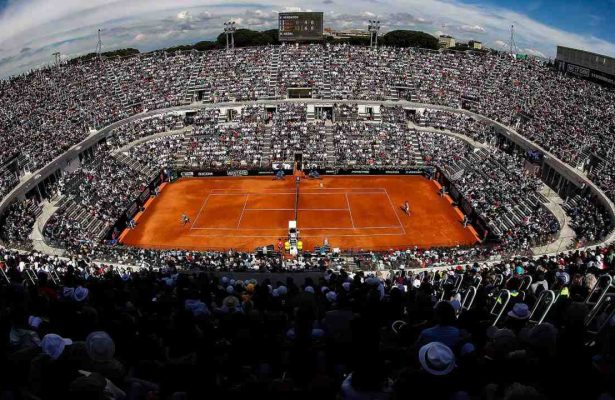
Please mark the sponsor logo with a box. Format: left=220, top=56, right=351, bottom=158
left=197, top=171, right=214, bottom=177
left=181, top=171, right=194, bottom=177
left=591, top=72, right=615, bottom=85
left=567, top=64, right=590, bottom=77
left=227, top=170, right=249, bottom=176
left=350, top=170, right=370, bottom=174
left=385, top=170, right=400, bottom=174
left=125, top=203, right=138, bottom=218
left=139, top=189, right=150, bottom=202
left=257, top=171, right=275, bottom=175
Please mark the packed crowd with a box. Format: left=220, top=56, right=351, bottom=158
left=0, top=45, right=613, bottom=267
left=106, top=115, right=186, bottom=150
left=1, top=243, right=615, bottom=398
left=2, top=45, right=615, bottom=203
left=564, top=194, right=611, bottom=245
left=0, top=169, right=19, bottom=200
left=333, top=122, right=419, bottom=168
left=185, top=123, right=266, bottom=169
left=0, top=100, right=609, bottom=267
left=417, top=109, right=497, bottom=144
left=0, top=199, right=41, bottom=246
left=418, top=132, right=561, bottom=249
left=43, top=152, right=152, bottom=247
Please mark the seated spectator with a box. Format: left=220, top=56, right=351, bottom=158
left=416, top=301, right=462, bottom=349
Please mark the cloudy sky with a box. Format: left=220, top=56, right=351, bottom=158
left=0, top=0, right=614, bottom=78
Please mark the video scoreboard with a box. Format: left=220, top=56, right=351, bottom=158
left=279, top=12, right=324, bottom=42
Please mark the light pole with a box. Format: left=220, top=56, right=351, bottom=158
left=52, top=52, right=61, bottom=67
left=368, top=20, right=381, bottom=48
left=224, top=21, right=237, bottom=50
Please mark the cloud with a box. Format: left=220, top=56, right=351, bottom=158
left=279, top=6, right=303, bottom=12
left=523, top=47, right=546, bottom=58
left=459, top=24, right=486, bottom=34
left=0, top=0, right=614, bottom=77
left=388, top=12, right=432, bottom=27
left=494, top=39, right=507, bottom=49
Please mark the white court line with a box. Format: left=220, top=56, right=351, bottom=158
left=208, top=193, right=266, bottom=196
left=190, top=194, right=211, bottom=230
left=236, top=194, right=249, bottom=228
left=243, top=208, right=349, bottom=211
left=309, top=187, right=386, bottom=191
left=186, top=231, right=405, bottom=238
left=301, top=191, right=385, bottom=195
left=302, top=225, right=402, bottom=230
left=209, top=192, right=386, bottom=195
left=384, top=188, right=407, bottom=235
left=189, top=225, right=402, bottom=231
left=191, top=227, right=290, bottom=230
left=302, top=232, right=405, bottom=238
left=345, top=193, right=356, bottom=229
left=210, top=187, right=386, bottom=191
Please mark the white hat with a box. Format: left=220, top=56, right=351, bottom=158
left=73, top=286, right=89, bottom=302
left=41, top=333, right=72, bottom=360
left=28, top=315, right=42, bottom=329
left=418, top=342, right=455, bottom=376
left=342, top=282, right=351, bottom=291
left=449, top=299, right=461, bottom=313
left=365, top=277, right=379, bottom=286
left=507, top=303, right=530, bottom=320
left=62, top=287, right=75, bottom=299
left=412, top=279, right=421, bottom=289
left=326, top=291, right=337, bottom=303
left=86, top=331, right=115, bottom=361
left=304, top=286, right=315, bottom=294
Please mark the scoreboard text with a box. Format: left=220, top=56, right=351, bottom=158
left=278, top=12, right=324, bottom=42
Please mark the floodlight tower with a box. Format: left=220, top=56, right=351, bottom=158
left=96, top=29, right=103, bottom=60
left=508, top=24, right=518, bottom=56
left=368, top=20, right=381, bottom=48
left=224, top=21, right=237, bottom=50
left=52, top=52, right=61, bottom=66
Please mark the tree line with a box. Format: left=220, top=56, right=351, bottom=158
left=68, top=28, right=441, bottom=62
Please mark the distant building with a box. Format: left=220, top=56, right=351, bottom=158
left=468, top=40, right=482, bottom=50
left=555, top=46, right=615, bottom=86
left=439, top=35, right=456, bottom=48
left=324, top=28, right=371, bottom=39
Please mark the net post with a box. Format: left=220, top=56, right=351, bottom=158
left=294, top=175, right=300, bottom=221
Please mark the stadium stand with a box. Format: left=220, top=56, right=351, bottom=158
left=1, top=44, right=615, bottom=399
left=1, top=245, right=615, bottom=398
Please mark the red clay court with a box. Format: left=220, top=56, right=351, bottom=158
left=120, top=175, right=479, bottom=251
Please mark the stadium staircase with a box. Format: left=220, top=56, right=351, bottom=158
left=267, top=48, right=280, bottom=99
left=407, top=83, right=419, bottom=103
left=183, top=55, right=203, bottom=104
left=431, top=146, right=555, bottom=242
left=320, top=53, right=332, bottom=99
left=385, top=86, right=400, bottom=101
left=324, top=122, right=337, bottom=167
left=261, top=126, right=273, bottom=167
left=109, top=69, right=129, bottom=111
left=409, top=130, right=424, bottom=166
left=113, top=153, right=159, bottom=180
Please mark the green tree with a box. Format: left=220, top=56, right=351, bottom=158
left=380, top=30, right=438, bottom=49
